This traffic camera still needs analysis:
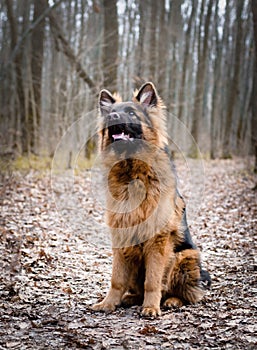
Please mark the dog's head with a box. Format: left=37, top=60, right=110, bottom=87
left=98, top=82, right=168, bottom=154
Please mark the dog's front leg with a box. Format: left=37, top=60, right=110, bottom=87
left=92, top=249, right=126, bottom=312
left=142, top=251, right=165, bottom=317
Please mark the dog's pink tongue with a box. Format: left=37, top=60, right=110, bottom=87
left=112, top=132, right=129, bottom=141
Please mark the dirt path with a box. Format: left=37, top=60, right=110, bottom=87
left=0, top=159, right=256, bottom=349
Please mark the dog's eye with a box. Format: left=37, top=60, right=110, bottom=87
left=129, top=111, right=135, bottom=116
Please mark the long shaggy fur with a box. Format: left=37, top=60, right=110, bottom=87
left=92, top=82, right=208, bottom=317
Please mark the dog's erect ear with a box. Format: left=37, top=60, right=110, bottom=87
left=99, top=89, right=116, bottom=116
left=135, top=82, right=158, bottom=107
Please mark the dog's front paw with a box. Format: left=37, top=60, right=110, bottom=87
left=92, top=301, right=116, bottom=313
left=141, top=306, right=161, bottom=318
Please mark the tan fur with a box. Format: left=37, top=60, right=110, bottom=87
left=93, top=83, right=203, bottom=317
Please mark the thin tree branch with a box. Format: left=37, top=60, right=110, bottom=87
left=1, top=0, right=63, bottom=81
left=47, top=5, right=97, bottom=94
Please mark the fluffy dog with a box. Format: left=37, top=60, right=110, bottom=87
left=92, top=82, right=210, bottom=317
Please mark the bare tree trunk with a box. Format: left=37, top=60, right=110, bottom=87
left=157, top=0, right=168, bottom=100
left=167, top=0, right=183, bottom=117
left=149, top=0, right=158, bottom=82
left=29, top=0, right=46, bottom=154
left=210, top=0, right=221, bottom=159
left=5, top=0, right=27, bottom=153
left=102, top=0, right=118, bottom=92
left=251, top=0, right=257, bottom=172
left=135, top=0, right=146, bottom=86
left=190, top=0, right=213, bottom=157
left=236, top=8, right=253, bottom=152
left=222, top=0, right=244, bottom=158
left=177, top=1, right=197, bottom=121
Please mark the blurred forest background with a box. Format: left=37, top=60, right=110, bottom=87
left=0, top=0, right=257, bottom=166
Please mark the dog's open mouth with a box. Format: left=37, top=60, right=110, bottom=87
left=109, top=124, right=137, bottom=142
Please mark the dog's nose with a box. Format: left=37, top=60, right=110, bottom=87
left=107, top=112, right=120, bottom=121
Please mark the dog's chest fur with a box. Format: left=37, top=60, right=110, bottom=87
left=103, top=153, right=182, bottom=248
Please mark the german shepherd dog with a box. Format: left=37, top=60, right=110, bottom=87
left=93, top=82, right=211, bottom=317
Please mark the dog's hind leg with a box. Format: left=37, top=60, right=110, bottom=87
left=164, top=249, right=204, bottom=308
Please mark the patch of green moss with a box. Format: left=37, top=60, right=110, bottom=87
left=74, top=154, right=97, bottom=175
left=11, top=155, right=52, bottom=171
left=2, top=152, right=97, bottom=175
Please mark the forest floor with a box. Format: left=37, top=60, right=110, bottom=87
left=0, top=158, right=256, bottom=349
